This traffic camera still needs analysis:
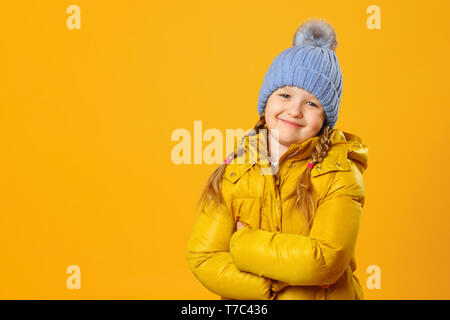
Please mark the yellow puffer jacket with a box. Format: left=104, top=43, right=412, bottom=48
left=186, top=127, right=368, bottom=300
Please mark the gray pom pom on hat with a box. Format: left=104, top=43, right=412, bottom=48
left=257, top=18, right=343, bottom=130
left=292, top=18, right=338, bottom=50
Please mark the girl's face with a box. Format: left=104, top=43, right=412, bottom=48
left=264, top=86, right=326, bottom=147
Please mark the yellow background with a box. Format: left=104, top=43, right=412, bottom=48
left=1, top=0, right=449, bottom=299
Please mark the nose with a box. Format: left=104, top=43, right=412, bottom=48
left=286, top=101, right=304, bottom=118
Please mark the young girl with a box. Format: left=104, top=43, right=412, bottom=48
left=186, top=19, right=368, bottom=300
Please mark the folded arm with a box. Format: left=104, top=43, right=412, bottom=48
left=229, top=166, right=365, bottom=287
left=186, top=200, right=275, bottom=300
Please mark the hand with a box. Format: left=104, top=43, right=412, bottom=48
left=236, top=220, right=247, bottom=230
left=271, top=280, right=290, bottom=293
left=271, top=281, right=328, bottom=292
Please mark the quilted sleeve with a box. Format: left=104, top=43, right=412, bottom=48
left=229, top=161, right=365, bottom=287
left=185, top=199, right=275, bottom=300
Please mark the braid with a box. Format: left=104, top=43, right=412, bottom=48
left=286, top=124, right=332, bottom=233
left=196, top=111, right=267, bottom=211
left=310, top=125, right=332, bottom=164
left=253, top=111, right=267, bottom=133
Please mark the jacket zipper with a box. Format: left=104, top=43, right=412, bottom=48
left=274, top=149, right=301, bottom=191
left=273, top=148, right=302, bottom=216
left=272, top=148, right=301, bottom=233
left=274, top=173, right=281, bottom=199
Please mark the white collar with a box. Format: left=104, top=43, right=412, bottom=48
left=271, top=158, right=279, bottom=168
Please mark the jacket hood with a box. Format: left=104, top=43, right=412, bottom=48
left=229, top=127, right=368, bottom=174
left=338, top=130, right=369, bottom=174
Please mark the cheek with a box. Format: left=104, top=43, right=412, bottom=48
left=264, top=108, right=279, bottom=126
left=306, top=111, right=325, bottom=126
left=265, top=98, right=283, bottom=115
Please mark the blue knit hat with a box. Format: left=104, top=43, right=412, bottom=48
left=257, top=19, right=343, bottom=130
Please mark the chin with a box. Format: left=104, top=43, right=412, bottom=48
left=278, top=134, right=300, bottom=145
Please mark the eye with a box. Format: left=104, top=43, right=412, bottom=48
left=279, top=93, right=290, bottom=99
left=307, top=101, right=318, bottom=107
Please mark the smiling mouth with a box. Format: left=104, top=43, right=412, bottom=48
left=280, top=118, right=304, bottom=128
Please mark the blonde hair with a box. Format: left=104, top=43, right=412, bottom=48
left=196, top=111, right=332, bottom=231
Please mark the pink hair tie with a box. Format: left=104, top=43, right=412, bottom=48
left=307, top=161, right=315, bottom=169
